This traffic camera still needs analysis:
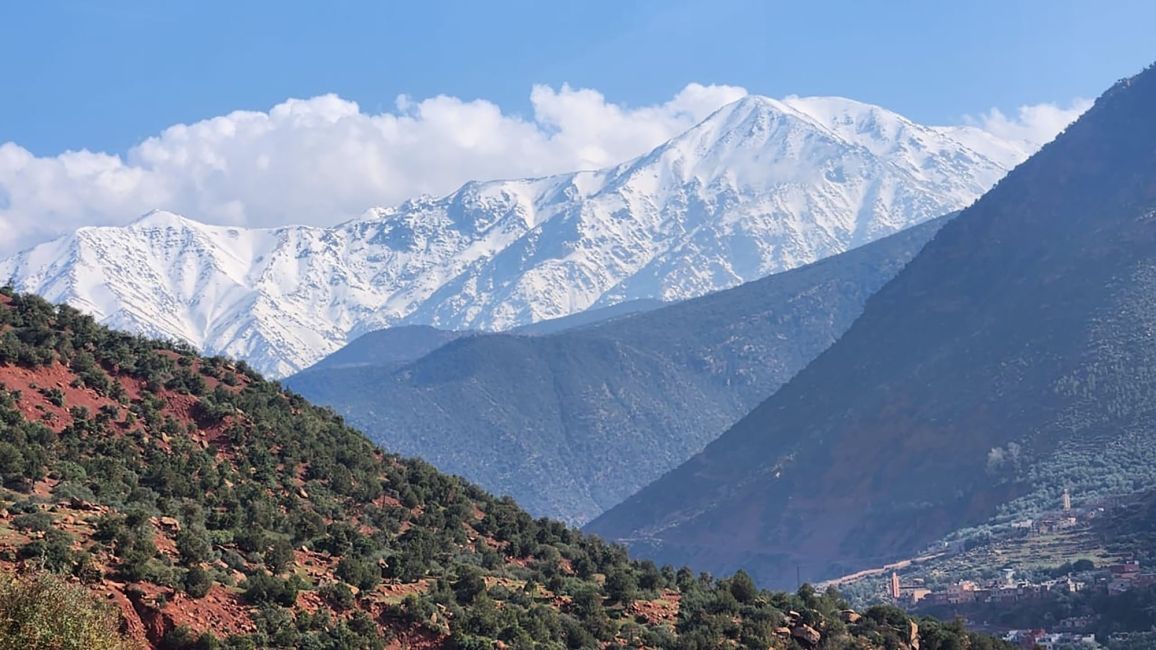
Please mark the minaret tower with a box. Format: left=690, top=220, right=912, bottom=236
left=1062, top=488, right=1071, bottom=512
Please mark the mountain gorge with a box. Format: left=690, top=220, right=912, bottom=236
left=1, top=96, right=1027, bottom=377
left=287, top=217, right=949, bottom=524
left=587, top=64, right=1156, bottom=588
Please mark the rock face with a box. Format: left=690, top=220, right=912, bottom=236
left=287, top=217, right=948, bottom=524
left=588, top=63, right=1156, bottom=587
left=1, top=96, right=1028, bottom=377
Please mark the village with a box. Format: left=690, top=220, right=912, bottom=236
left=891, top=560, right=1155, bottom=608
left=888, top=560, right=1152, bottom=648
left=878, top=491, right=1156, bottom=649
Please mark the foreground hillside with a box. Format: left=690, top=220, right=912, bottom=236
left=288, top=218, right=947, bottom=524
left=589, top=63, right=1156, bottom=588
left=0, top=289, right=1005, bottom=649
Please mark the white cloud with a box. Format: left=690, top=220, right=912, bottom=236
left=965, top=99, right=1092, bottom=148
left=0, top=83, right=747, bottom=255
left=0, top=86, right=1090, bottom=257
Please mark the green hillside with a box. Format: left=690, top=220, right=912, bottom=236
left=0, top=288, right=1004, bottom=649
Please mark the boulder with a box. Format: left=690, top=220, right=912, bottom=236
left=791, top=624, right=821, bottom=646
left=69, top=495, right=99, bottom=511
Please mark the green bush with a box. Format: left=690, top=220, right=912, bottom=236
left=241, top=571, right=302, bottom=606
left=319, top=582, right=355, bottom=611
left=0, top=571, right=139, bottom=649
left=453, top=565, right=487, bottom=604
left=18, top=529, right=75, bottom=573
left=336, top=556, right=380, bottom=592
left=159, top=626, right=220, bottom=650
left=183, top=566, right=213, bottom=599
left=11, top=510, right=54, bottom=532
left=262, top=537, right=295, bottom=575
left=176, top=526, right=215, bottom=566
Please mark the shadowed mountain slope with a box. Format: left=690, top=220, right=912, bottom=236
left=288, top=218, right=948, bottom=524
left=587, top=64, right=1156, bottom=588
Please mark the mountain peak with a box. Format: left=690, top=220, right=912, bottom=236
left=701, top=94, right=910, bottom=139
left=3, top=94, right=1034, bottom=377
left=128, top=209, right=196, bottom=229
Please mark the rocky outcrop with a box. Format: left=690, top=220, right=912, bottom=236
left=791, top=624, right=822, bottom=646
left=124, top=585, right=174, bottom=644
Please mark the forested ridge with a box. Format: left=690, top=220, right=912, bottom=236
left=0, top=288, right=1006, bottom=649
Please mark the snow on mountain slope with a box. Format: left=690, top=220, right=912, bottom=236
left=1, top=96, right=1033, bottom=377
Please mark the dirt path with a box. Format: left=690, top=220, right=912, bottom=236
left=816, top=552, right=946, bottom=589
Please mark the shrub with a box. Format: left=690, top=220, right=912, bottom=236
left=263, top=538, right=295, bottom=575
left=176, top=526, right=214, bottom=566
left=159, top=626, right=220, bottom=650
left=18, top=529, right=75, bottom=573
left=336, top=556, right=380, bottom=591
left=320, top=582, right=355, bottom=611
left=0, top=571, right=139, bottom=649
left=183, top=566, right=213, bottom=599
left=728, top=570, right=758, bottom=604
left=12, top=510, right=54, bottom=532
left=453, top=565, right=487, bottom=604
left=73, top=552, right=103, bottom=584
left=241, top=571, right=302, bottom=606
left=604, top=567, right=638, bottom=606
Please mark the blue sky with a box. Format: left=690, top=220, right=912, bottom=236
left=3, top=0, right=1153, bottom=155
left=0, top=1, right=1153, bottom=253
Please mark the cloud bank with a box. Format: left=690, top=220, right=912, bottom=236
left=0, top=85, right=1086, bottom=255
left=0, top=83, right=747, bottom=254
left=965, top=98, right=1092, bottom=148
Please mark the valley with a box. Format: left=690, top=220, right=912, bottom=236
left=286, top=217, right=949, bottom=524
left=3, top=7, right=1153, bottom=648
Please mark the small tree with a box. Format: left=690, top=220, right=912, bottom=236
left=183, top=566, right=213, bottom=599
left=263, top=538, right=295, bottom=575
left=0, top=571, right=139, bottom=649
left=176, top=525, right=214, bottom=566
left=728, top=570, right=758, bottom=604
left=604, top=568, right=638, bottom=607
left=320, top=582, right=356, bottom=611
left=453, top=565, right=487, bottom=604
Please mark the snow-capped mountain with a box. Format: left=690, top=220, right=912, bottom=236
left=1, top=96, right=1035, bottom=377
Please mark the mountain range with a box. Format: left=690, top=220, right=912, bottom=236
left=1, top=95, right=1031, bottom=377
left=286, top=215, right=949, bottom=524
left=586, top=64, right=1156, bottom=588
